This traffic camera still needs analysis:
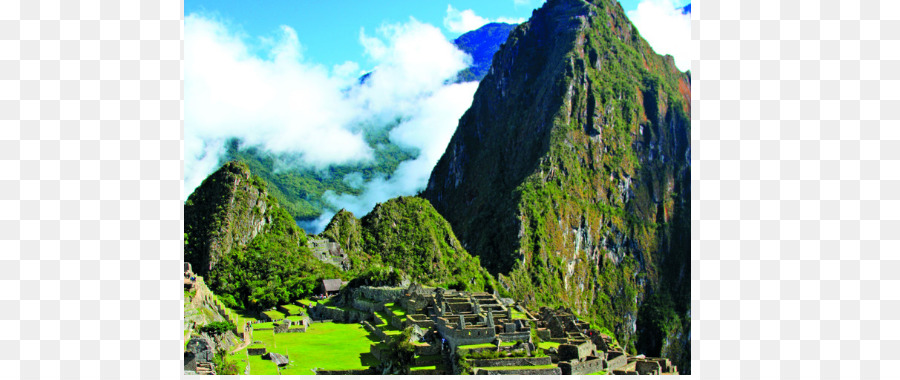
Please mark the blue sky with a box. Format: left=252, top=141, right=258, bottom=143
left=184, top=0, right=542, bottom=70
left=183, top=0, right=686, bottom=71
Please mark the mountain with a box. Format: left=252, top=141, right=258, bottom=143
left=422, top=0, right=690, bottom=372
left=453, top=23, right=519, bottom=82
left=320, top=196, right=496, bottom=292
left=184, top=161, right=342, bottom=310
left=220, top=124, right=417, bottom=224
left=217, top=24, right=519, bottom=231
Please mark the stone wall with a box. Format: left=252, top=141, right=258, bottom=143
left=498, top=331, right=531, bottom=343
left=409, top=368, right=442, bottom=375
left=316, top=368, right=377, bottom=375
left=312, top=305, right=368, bottom=323
left=370, top=311, right=385, bottom=326
left=414, top=343, right=441, bottom=356
left=406, top=315, right=435, bottom=329
left=357, top=286, right=404, bottom=303
left=536, top=328, right=551, bottom=342
left=467, top=356, right=552, bottom=368
left=557, top=340, right=594, bottom=362
left=362, top=321, right=389, bottom=343
left=606, top=351, right=627, bottom=371
left=474, top=367, right=562, bottom=375
left=370, top=343, right=390, bottom=362
left=352, top=298, right=379, bottom=313
left=636, top=360, right=661, bottom=375
left=247, top=347, right=266, bottom=356
left=558, top=356, right=605, bottom=375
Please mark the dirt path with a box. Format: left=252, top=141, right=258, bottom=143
left=230, top=327, right=252, bottom=354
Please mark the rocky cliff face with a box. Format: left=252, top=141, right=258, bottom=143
left=184, top=161, right=272, bottom=276
left=423, top=0, right=690, bottom=372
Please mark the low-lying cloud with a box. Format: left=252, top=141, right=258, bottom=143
left=627, top=0, right=692, bottom=72
left=443, top=5, right=526, bottom=34
left=185, top=14, right=479, bottom=232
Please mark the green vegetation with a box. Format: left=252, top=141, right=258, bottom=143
left=379, top=326, right=417, bottom=374
left=221, top=122, right=419, bottom=222
left=199, top=321, right=235, bottom=335
left=185, top=161, right=344, bottom=311
left=253, top=322, right=274, bottom=330
left=212, top=348, right=241, bottom=375
left=280, top=304, right=303, bottom=316
left=321, top=196, right=498, bottom=291
left=245, top=322, right=379, bottom=375
left=262, top=310, right=286, bottom=321
left=586, top=370, right=608, bottom=375
left=421, top=0, right=691, bottom=359
left=539, top=341, right=560, bottom=349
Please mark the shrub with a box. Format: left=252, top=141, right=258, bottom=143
left=200, top=321, right=236, bottom=336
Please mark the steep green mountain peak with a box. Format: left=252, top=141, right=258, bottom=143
left=423, top=0, right=690, bottom=371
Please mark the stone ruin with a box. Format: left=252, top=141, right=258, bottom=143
left=533, top=306, right=679, bottom=375
left=307, top=238, right=351, bottom=271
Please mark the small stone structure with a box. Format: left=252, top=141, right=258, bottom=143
left=557, top=340, right=595, bottom=362
left=558, top=356, right=605, bottom=375
left=264, top=352, right=289, bottom=367
left=321, top=279, right=343, bottom=296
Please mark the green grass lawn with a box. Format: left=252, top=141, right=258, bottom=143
left=586, top=370, right=607, bottom=375
left=285, top=315, right=306, bottom=322
left=246, top=322, right=381, bottom=375
left=459, top=341, right=518, bottom=349
left=281, top=304, right=303, bottom=316
left=510, top=309, right=526, bottom=319
left=539, top=341, right=561, bottom=349
left=297, top=299, right=314, bottom=307
left=262, top=310, right=286, bottom=321
left=253, top=322, right=274, bottom=330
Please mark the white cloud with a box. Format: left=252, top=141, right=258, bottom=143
left=627, top=0, right=692, bottom=71
left=443, top=5, right=526, bottom=34
left=308, top=82, right=479, bottom=233
left=185, top=15, right=480, bottom=233
left=185, top=15, right=371, bottom=195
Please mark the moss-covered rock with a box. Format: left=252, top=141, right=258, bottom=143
left=321, top=196, right=496, bottom=292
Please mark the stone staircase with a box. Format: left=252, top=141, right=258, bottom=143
left=195, top=362, right=215, bottom=375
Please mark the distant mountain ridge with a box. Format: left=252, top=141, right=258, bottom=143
left=453, top=23, right=518, bottom=82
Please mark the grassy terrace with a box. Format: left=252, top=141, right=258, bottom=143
left=280, top=304, right=303, bottom=316
left=586, top=370, right=608, bottom=375
left=285, top=315, right=306, bottom=322
left=262, top=310, right=286, bottom=321
left=458, top=341, right=518, bottom=350
left=539, top=341, right=561, bottom=349
left=230, top=348, right=281, bottom=375
left=253, top=322, right=274, bottom=330
left=510, top=309, right=527, bottom=319
left=244, top=322, right=379, bottom=375
left=384, top=302, right=406, bottom=317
